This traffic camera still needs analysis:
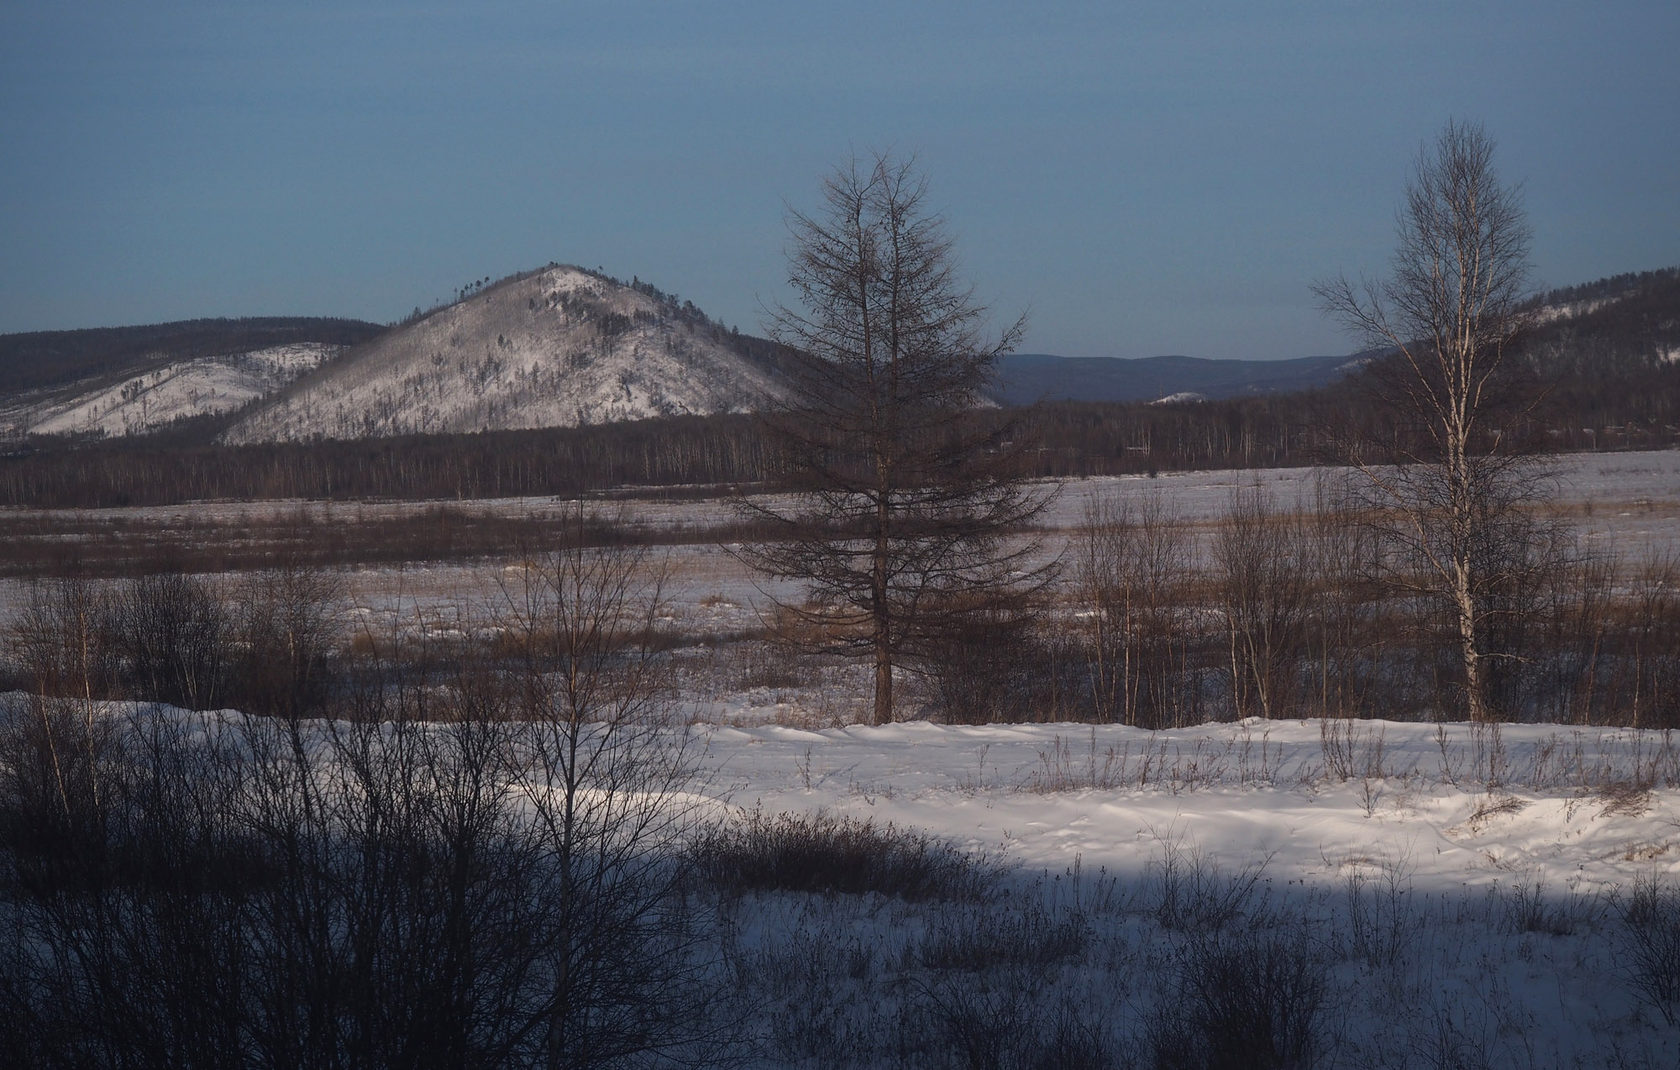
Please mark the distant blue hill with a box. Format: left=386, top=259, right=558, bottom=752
left=994, top=352, right=1363, bottom=405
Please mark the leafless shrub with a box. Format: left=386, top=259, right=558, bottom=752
left=1436, top=721, right=1509, bottom=790
left=919, top=597, right=1052, bottom=725
left=910, top=976, right=1125, bottom=1070
left=1148, top=836, right=1270, bottom=932
left=1303, top=475, right=1385, bottom=720
left=106, top=570, right=232, bottom=709
left=1341, top=853, right=1415, bottom=968
left=227, top=563, right=343, bottom=717
left=1619, top=874, right=1680, bottom=1025
left=1621, top=554, right=1680, bottom=730
left=1149, top=931, right=1326, bottom=1070
left=690, top=807, right=998, bottom=901
left=0, top=692, right=124, bottom=880
left=1026, top=731, right=1131, bottom=792
left=1410, top=1007, right=1498, bottom=1070
left=1596, top=776, right=1654, bottom=817
left=0, top=578, right=130, bottom=867
left=1025, top=733, right=1236, bottom=795
left=1500, top=877, right=1604, bottom=937
left=1077, top=490, right=1202, bottom=728
left=9, top=576, right=115, bottom=703
left=1214, top=482, right=1313, bottom=720
left=1320, top=717, right=1387, bottom=782
left=0, top=529, right=727, bottom=1068
left=1464, top=793, right=1526, bottom=827
left=0, top=706, right=260, bottom=1066
left=718, top=637, right=807, bottom=691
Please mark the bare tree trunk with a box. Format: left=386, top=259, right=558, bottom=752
left=874, top=635, right=893, bottom=726
left=1453, top=565, right=1488, bottom=722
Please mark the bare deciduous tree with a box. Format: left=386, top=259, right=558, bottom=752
left=231, top=563, right=342, bottom=718
left=737, top=152, right=1053, bottom=725
left=1078, top=489, right=1199, bottom=728
left=1316, top=120, right=1539, bottom=722
left=488, top=521, right=727, bottom=1067
left=1214, top=483, right=1313, bottom=720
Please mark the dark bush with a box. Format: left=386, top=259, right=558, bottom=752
left=1620, top=874, right=1680, bottom=1025
left=910, top=978, right=1124, bottom=1070
left=106, top=571, right=230, bottom=709
left=915, top=903, right=1090, bottom=971
left=1149, top=932, right=1326, bottom=1070
left=689, top=807, right=998, bottom=901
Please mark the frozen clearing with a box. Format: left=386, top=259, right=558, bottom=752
left=14, top=446, right=1677, bottom=533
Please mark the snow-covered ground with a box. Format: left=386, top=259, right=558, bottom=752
left=692, top=716, right=1680, bottom=1066
left=694, top=716, right=1680, bottom=896
left=14, top=697, right=1666, bottom=1065
left=1, top=450, right=1676, bottom=676
left=8, top=447, right=1673, bottom=545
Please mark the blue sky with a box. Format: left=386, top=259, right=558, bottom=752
left=2, top=1, right=1676, bottom=360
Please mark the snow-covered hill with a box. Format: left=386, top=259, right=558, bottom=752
left=223, top=266, right=793, bottom=443
left=0, top=343, right=338, bottom=438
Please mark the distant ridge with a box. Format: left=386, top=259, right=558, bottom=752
left=993, top=352, right=1363, bottom=405
left=0, top=317, right=384, bottom=396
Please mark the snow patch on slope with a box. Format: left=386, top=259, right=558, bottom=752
left=2, top=343, right=338, bottom=437
left=1152, top=390, right=1207, bottom=405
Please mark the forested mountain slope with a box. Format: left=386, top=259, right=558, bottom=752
left=0, top=318, right=383, bottom=438
left=0, top=316, right=383, bottom=396
left=222, top=266, right=797, bottom=443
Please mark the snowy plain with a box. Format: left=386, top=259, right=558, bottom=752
left=4, top=450, right=1680, bottom=1063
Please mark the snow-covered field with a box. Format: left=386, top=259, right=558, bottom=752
left=697, top=717, right=1680, bottom=894
left=12, top=698, right=1669, bottom=1065
left=17, top=447, right=1674, bottom=532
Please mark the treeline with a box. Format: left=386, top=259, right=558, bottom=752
left=0, top=415, right=786, bottom=507
left=3, top=366, right=1677, bottom=508
left=1525, top=265, right=1680, bottom=311
left=0, top=316, right=386, bottom=395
